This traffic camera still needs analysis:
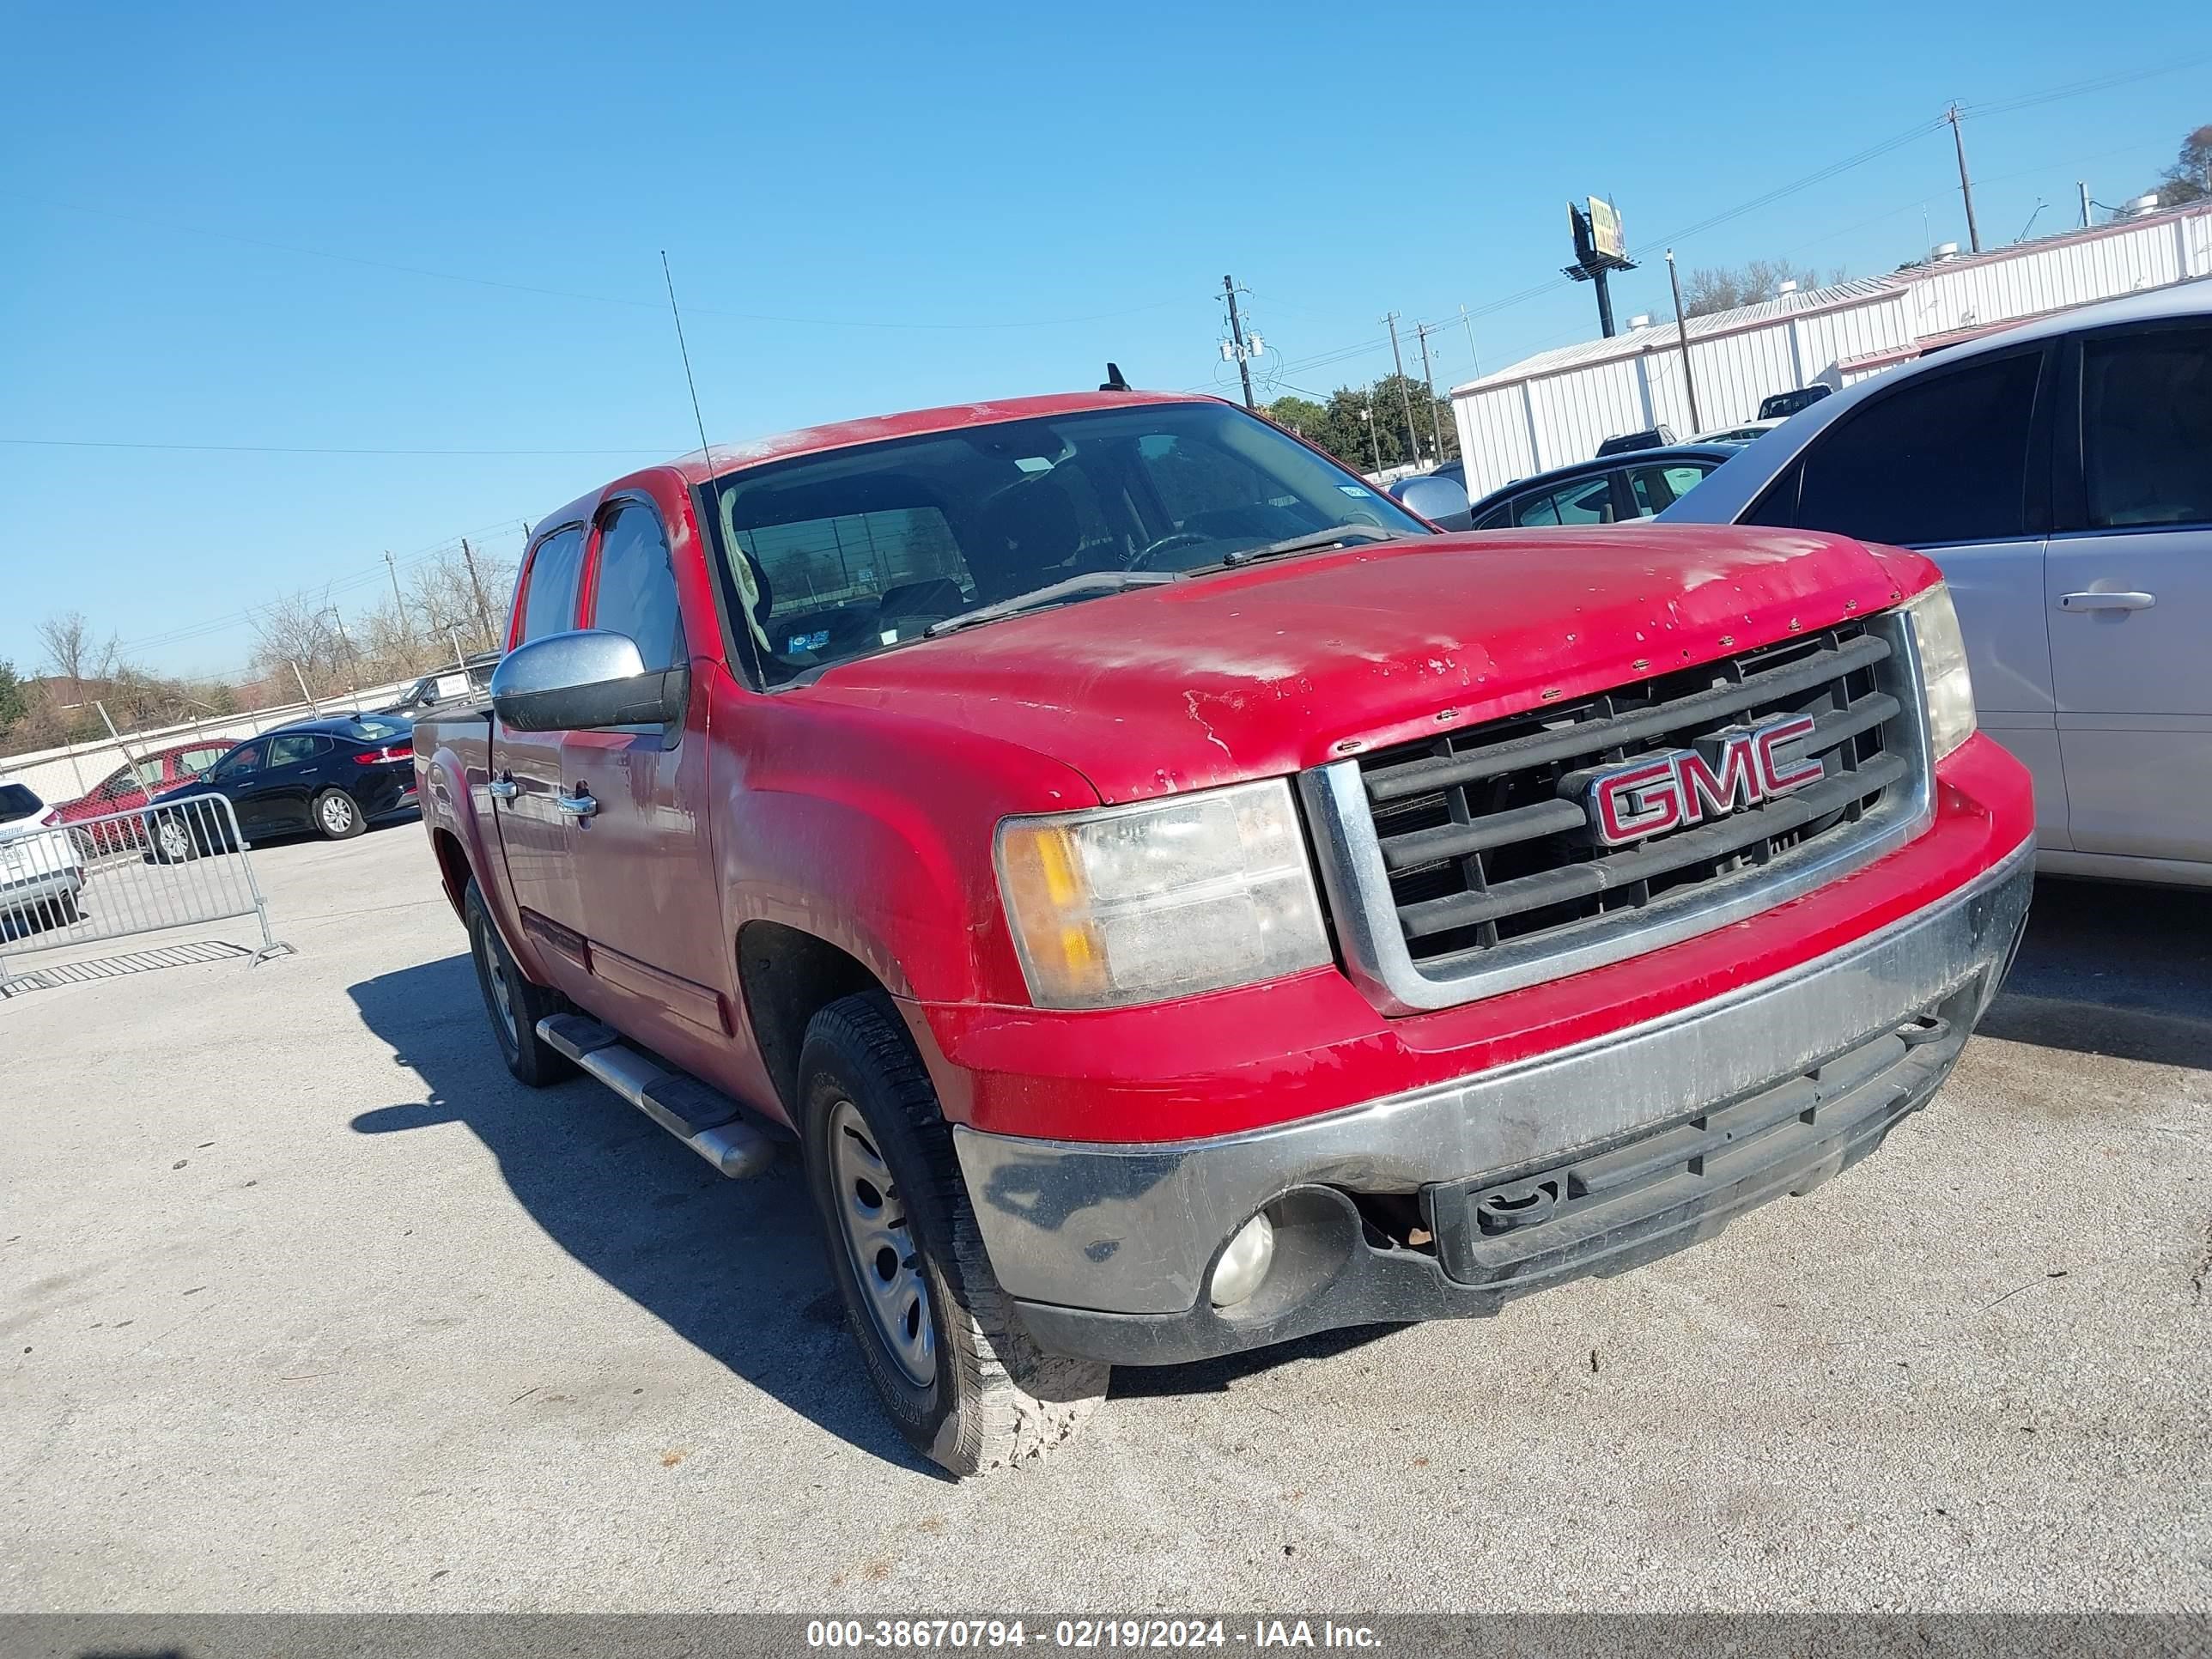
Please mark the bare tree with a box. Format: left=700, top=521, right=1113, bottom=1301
left=1681, top=259, right=1849, bottom=318
left=249, top=591, right=352, bottom=696
left=36, top=611, right=118, bottom=692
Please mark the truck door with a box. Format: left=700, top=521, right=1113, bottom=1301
left=559, top=495, right=736, bottom=1077
left=491, top=523, right=596, bottom=1001
left=2045, top=318, right=2212, bottom=865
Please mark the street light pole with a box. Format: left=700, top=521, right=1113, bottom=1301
left=1666, top=250, right=1703, bottom=435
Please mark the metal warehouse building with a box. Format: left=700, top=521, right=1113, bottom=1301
left=1448, top=200, right=2212, bottom=500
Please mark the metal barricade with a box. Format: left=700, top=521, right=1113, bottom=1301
left=0, top=793, right=291, bottom=986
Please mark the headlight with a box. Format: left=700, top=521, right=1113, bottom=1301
left=1905, top=582, right=1977, bottom=762
left=994, top=779, right=1333, bottom=1011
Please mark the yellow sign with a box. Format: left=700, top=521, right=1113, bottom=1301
left=1588, top=198, right=1625, bottom=262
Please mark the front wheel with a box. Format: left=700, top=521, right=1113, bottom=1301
left=313, top=789, right=366, bottom=840
left=151, top=814, right=198, bottom=864
left=465, top=879, right=574, bottom=1087
left=799, top=993, right=1108, bottom=1476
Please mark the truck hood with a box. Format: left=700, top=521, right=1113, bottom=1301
left=799, top=526, right=1930, bottom=804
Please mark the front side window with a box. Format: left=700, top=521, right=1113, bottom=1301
left=589, top=502, right=687, bottom=671
left=213, top=743, right=264, bottom=781
left=705, top=400, right=1428, bottom=685
left=2082, top=325, right=2212, bottom=528
left=1790, top=353, right=2042, bottom=545
left=1517, top=477, right=1615, bottom=526
left=518, top=526, right=587, bottom=643
left=0, top=783, right=43, bottom=824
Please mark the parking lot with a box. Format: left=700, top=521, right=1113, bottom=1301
left=2, top=821, right=2207, bottom=1613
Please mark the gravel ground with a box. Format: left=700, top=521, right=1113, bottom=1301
left=2, top=823, right=2207, bottom=1613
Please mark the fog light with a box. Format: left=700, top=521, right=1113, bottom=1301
left=1209, top=1212, right=1276, bottom=1309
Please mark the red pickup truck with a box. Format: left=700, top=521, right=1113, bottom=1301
left=415, top=389, right=2033, bottom=1475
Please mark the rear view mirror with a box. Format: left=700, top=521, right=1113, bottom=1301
left=490, top=631, right=690, bottom=732
left=1397, top=474, right=1474, bottom=532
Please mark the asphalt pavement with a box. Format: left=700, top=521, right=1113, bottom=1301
left=2, top=823, right=2206, bottom=1612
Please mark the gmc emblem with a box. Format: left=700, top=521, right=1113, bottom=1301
left=1585, top=716, right=1824, bottom=847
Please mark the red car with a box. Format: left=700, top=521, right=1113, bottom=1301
left=54, top=738, right=234, bottom=855
left=415, top=388, right=2033, bottom=1474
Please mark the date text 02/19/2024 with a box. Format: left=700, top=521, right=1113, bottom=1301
left=804, top=1619, right=1383, bottom=1649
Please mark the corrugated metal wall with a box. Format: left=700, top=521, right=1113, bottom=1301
left=1449, top=204, right=2212, bottom=503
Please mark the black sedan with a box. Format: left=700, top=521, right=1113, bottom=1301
left=148, top=714, right=416, bottom=860
left=1463, top=443, right=1741, bottom=532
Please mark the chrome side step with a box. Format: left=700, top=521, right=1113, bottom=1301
left=537, top=1012, right=776, bottom=1179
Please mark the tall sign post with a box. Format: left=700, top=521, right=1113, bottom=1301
left=1564, top=197, right=1636, bottom=338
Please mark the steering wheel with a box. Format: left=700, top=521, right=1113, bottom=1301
left=1127, top=531, right=1212, bottom=571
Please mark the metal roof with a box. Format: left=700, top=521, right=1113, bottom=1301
left=1450, top=277, right=1902, bottom=396
left=1452, top=199, right=2212, bottom=398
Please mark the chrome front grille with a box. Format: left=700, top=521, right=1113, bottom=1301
left=1298, top=611, right=1935, bottom=1013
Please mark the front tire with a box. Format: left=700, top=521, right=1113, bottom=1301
left=313, top=788, right=366, bottom=840
left=799, top=993, right=1108, bottom=1476
left=465, top=879, right=574, bottom=1087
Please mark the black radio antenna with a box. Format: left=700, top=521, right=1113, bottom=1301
left=660, top=250, right=714, bottom=465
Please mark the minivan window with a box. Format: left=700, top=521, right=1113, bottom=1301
left=518, top=526, right=587, bottom=643
left=2082, top=326, right=2212, bottom=528
left=1790, top=353, right=2042, bottom=545
left=590, top=502, right=687, bottom=671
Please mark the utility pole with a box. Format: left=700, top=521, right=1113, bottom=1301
left=1413, top=321, right=1446, bottom=466
left=1360, top=403, right=1382, bottom=477
left=384, top=550, right=407, bottom=618
left=1459, top=305, right=1480, bottom=380
left=1221, top=276, right=1256, bottom=410
left=1666, top=251, right=1703, bottom=435
left=2078, top=179, right=2093, bottom=228
left=458, top=538, right=496, bottom=651
left=1382, top=313, right=1421, bottom=467
left=1947, top=104, right=1982, bottom=253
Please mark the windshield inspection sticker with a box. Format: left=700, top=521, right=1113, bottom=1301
left=1337, top=484, right=1373, bottom=497
left=787, top=630, right=830, bottom=652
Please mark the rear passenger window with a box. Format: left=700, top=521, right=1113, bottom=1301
left=1790, top=353, right=2042, bottom=545
left=589, top=502, right=687, bottom=672
left=267, top=735, right=321, bottom=767
left=1628, top=464, right=1713, bottom=516
left=518, top=526, right=587, bottom=642
left=2081, top=325, right=2212, bottom=528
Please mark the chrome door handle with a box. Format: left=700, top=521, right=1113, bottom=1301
left=2058, top=590, right=2155, bottom=612
left=486, top=776, right=518, bottom=800
left=554, top=788, right=597, bottom=818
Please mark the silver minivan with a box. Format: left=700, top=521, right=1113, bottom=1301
left=1662, top=283, right=2212, bottom=887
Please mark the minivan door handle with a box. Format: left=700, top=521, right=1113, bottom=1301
left=554, top=786, right=598, bottom=818
left=486, top=774, right=518, bottom=801
left=2058, top=590, right=2155, bottom=612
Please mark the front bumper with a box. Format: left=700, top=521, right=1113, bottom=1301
left=953, top=840, right=2033, bottom=1365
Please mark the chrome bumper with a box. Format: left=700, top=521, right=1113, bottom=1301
left=954, top=842, right=2033, bottom=1348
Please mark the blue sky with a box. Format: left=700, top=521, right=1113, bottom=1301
left=3, top=0, right=2206, bottom=678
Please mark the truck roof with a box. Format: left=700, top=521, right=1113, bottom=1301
left=660, top=389, right=1211, bottom=487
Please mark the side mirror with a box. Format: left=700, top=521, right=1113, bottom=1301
left=490, top=631, right=690, bottom=732
left=1397, top=474, right=1473, bottom=532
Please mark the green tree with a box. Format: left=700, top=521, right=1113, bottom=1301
left=1264, top=374, right=1458, bottom=475
left=0, top=660, right=25, bottom=736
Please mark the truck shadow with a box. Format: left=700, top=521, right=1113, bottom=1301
left=1978, top=877, right=2212, bottom=1069
left=345, top=951, right=937, bottom=1475
left=343, top=953, right=1395, bottom=1470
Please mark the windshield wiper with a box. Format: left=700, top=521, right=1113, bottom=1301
left=924, top=570, right=1177, bottom=638
left=1219, top=524, right=1406, bottom=566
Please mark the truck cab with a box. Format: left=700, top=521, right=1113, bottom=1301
left=415, top=389, right=2033, bottom=1476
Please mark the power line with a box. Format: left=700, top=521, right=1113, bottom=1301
left=4, top=193, right=1190, bottom=333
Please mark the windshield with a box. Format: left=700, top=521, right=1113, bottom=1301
left=702, top=400, right=1430, bottom=685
